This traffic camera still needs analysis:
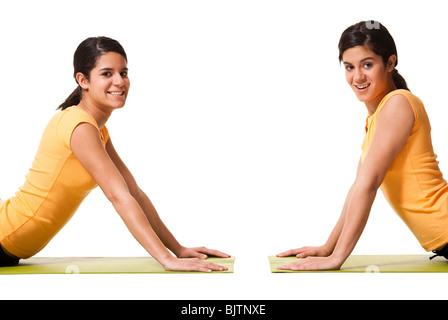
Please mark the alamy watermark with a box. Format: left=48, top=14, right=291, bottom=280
left=365, top=265, right=380, bottom=273
left=365, top=20, right=380, bottom=30
left=65, top=264, right=80, bottom=274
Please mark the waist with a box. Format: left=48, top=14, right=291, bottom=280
left=0, top=244, right=20, bottom=266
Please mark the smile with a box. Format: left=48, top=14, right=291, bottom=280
left=107, top=91, right=125, bottom=96
left=354, top=83, right=370, bottom=90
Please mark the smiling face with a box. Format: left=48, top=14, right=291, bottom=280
left=342, top=45, right=396, bottom=111
left=77, top=51, right=130, bottom=112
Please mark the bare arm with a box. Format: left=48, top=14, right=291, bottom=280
left=105, top=139, right=230, bottom=259
left=278, top=94, right=415, bottom=270
left=323, top=159, right=363, bottom=254
left=105, top=138, right=182, bottom=255
left=71, top=123, right=227, bottom=271
left=278, top=159, right=362, bottom=258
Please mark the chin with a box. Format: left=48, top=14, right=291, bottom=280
left=108, top=100, right=127, bottom=109
left=356, top=96, right=369, bottom=102
left=112, top=104, right=126, bottom=110
left=352, top=91, right=369, bottom=102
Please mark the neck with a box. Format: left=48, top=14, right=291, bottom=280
left=365, top=82, right=397, bottom=116
left=77, top=98, right=112, bottom=129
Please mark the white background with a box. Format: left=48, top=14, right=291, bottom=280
left=1, top=0, right=448, bottom=300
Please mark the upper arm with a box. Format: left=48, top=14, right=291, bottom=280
left=70, top=123, right=130, bottom=202
left=357, top=94, right=415, bottom=190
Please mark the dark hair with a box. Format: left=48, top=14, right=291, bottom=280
left=338, top=20, right=409, bottom=91
left=58, top=36, right=128, bottom=110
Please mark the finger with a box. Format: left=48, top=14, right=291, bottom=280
left=203, top=261, right=228, bottom=271
left=182, top=258, right=212, bottom=272
left=296, top=248, right=318, bottom=258
left=194, top=261, right=227, bottom=272
left=277, top=263, right=292, bottom=270
left=192, top=251, right=208, bottom=259
left=209, top=250, right=231, bottom=258
left=278, top=261, right=305, bottom=271
left=198, top=247, right=231, bottom=258
left=277, top=248, right=301, bottom=257
left=296, top=250, right=309, bottom=258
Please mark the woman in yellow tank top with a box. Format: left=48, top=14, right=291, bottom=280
left=0, top=37, right=229, bottom=271
left=278, top=21, right=448, bottom=271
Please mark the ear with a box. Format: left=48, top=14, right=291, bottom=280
left=76, top=72, right=89, bottom=90
left=387, top=55, right=397, bottom=72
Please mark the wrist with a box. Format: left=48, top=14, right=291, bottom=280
left=155, top=251, right=176, bottom=266
left=328, top=252, right=348, bottom=268
left=172, top=244, right=185, bottom=257
left=322, top=243, right=334, bottom=256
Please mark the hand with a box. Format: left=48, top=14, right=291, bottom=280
left=277, top=245, right=331, bottom=259
left=176, top=246, right=231, bottom=260
left=277, top=256, right=343, bottom=271
left=162, top=256, right=228, bottom=273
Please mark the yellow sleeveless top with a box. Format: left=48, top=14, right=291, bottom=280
left=362, top=89, right=448, bottom=251
left=0, top=106, right=109, bottom=258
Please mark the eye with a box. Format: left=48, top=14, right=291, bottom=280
left=345, top=65, right=354, bottom=71
left=101, top=71, right=112, bottom=77
left=363, top=62, right=373, bottom=69
left=120, top=71, right=128, bottom=77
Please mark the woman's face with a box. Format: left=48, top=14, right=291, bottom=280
left=342, top=45, right=395, bottom=106
left=79, top=51, right=130, bottom=111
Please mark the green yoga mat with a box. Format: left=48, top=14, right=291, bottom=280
left=269, top=255, right=448, bottom=273
left=0, top=256, right=234, bottom=275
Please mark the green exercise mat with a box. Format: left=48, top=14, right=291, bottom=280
left=0, top=256, right=234, bottom=275
left=269, top=255, right=448, bottom=273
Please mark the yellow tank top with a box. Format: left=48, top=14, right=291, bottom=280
left=362, top=89, right=448, bottom=251
left=0, top=106, right=109, bottom=258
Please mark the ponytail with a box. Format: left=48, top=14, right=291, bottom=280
left=392, top=68, right=409, bottom=91
left=57, top=85, right=82, bottom=110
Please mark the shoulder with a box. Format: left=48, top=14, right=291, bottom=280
left=58, top=107, right=99, bottom=129
left=383, top=92, right=413, bottom=115
left=380, top=90, right=423, bottom=116
left=56, top=106, right=100, bottom=149
left=377, top=90, right=417, bottom=125
left=374, top=92, right=415, bottom=142
left=380, top=89, right=414, bottom=108
left=378, top=94, right=415, bottom=125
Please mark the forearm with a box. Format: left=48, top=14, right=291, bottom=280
left=324, top=182, right=357, bottom=254
left=331, top=184, right=377, bottom=265
left=133, top=189, right=183, bottom=256
left=111, top=193, right=174, bottom=264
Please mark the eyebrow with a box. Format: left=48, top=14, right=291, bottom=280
left=99, top=67, right=129, bottom=71
left=343, top=57, right=376, bottom=65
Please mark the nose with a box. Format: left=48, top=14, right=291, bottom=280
left=112, top=73, right=125, bottom=87
left=354, top=68, right=366, bottom=84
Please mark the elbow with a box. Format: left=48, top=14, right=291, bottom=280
left=354, top=175, right=382, bottom=196
left=103, top=187, right=134, bottom=207
left=102, top=181, right=142, bottom=205
left=129, top=185, right=144, bottom=201
left=355, top=165, right=387, bottom=194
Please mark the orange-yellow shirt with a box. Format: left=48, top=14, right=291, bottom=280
left=362, top=89, right=448, bottom=251
left=0, top=106, right=109, bottom=258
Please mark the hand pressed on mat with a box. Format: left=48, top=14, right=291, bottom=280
left=165, top=246, right=231, bottom=272
left=277, top=256, right=343, bottom=271
left=177, top=246, right=230, bottom=260
left=276, top=246, right=342, bottom=271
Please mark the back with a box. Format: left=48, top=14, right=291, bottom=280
left=0, top=106, right=109, bottom=258
left=361, top=90, right=448, bottom=251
